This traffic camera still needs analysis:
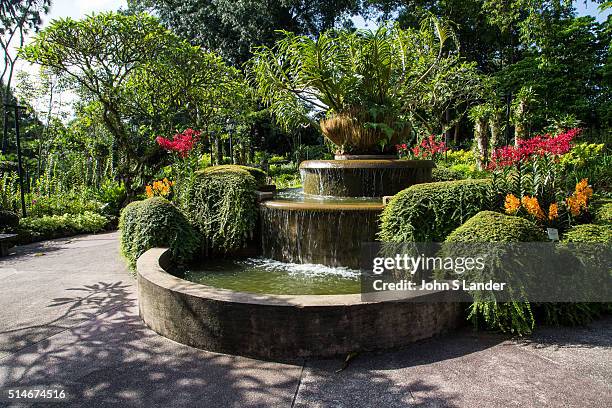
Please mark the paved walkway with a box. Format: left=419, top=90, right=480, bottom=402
left=0, top=232, right=610, bottom=407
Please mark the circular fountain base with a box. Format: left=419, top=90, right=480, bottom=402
left=300, top=159, right=434, bottom=197
left=137, top=248, right=465, bottom=360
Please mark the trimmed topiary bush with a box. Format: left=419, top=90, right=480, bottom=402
left=444, top=211, right=546, bottom=335
left=0, top=210, right=19, bottom=232
left=201, top=165, right=267, bottom=187
left=431, top=166, right=465, bottom=182
left=119, top=197, right=200, bottom=270
left=445, top=211, right=547, bottom=242
left=562, top=224, right=612, bottom=243
left=379, top=179, right=492, bottom=242
left=184, top=165, right=259, bottom=253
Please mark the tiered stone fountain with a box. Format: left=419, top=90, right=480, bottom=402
left=260, top=158, right=434, bottom=268
left=137, top=155, right=464, bottom=360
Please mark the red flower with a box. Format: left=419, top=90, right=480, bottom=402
left=156, top=129, right=202, bottom=158
left=488, top=128, right=580, bottom=169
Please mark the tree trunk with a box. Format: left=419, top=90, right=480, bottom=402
left=489, top=113, right=501, bottom=155
left=214, top=135, right=222, bottom=165
left=514, top=101, right=527, bottom=146
left=474, top=118, right=488, bottom=171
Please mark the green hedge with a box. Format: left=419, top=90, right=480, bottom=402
left=445, top=210, right=546, bottom=242
left=562, top=224, right=612, bottom=243
left=184, top=165, right=259, bottom=253
left=593, top=198, right=612, bottom=225
left=379, top=179, right=492, bottom=242
left=119, top=197, right=199, bottom=270
left=431, top=166, right=465, bottom=182
left=19, top=211, right=108, bottom=240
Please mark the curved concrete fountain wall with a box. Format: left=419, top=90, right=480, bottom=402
left=137, top=248, right=465, bottom=360
left=260, top=200, right=384, bottom=269
left=300, top=159, right=434, bottom=197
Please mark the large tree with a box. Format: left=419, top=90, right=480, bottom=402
left=22, top=12, right=250, bottom=193
left=1, top=0, right=50, bottom=151
left=128, top=0, right=369, bottom=65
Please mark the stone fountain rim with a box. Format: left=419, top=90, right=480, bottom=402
left=137, top=248, right=450, bottom=307
left=137, top=248, right=465, bottom=359
left=299, top=159, right=435, bottom=169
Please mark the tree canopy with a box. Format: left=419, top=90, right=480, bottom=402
left=21, top=12, right=252, bottom=193
left=128, top=0, right=370, bottom=64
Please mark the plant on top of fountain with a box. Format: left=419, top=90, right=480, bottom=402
left=250, top=17, right=478, bottom=154
left=156, top=129, right=201, bottom=158
left=397, top=135, right=447, bottom=160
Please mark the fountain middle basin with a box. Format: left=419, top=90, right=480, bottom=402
left=260, top=189, right=384, bottom=269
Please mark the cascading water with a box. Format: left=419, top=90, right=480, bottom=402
left=260, top=159, right=434, bottom=268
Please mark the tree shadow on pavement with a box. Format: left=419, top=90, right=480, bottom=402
left=0, top=281, right=301, bottom=407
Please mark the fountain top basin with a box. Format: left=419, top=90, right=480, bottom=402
left=299, top=159, right=434, bottom=197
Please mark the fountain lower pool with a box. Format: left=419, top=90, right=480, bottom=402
left=182, top=257, right=360, bottom=295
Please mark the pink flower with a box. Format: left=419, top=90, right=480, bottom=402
left=156, top=129, right=202, bottom=158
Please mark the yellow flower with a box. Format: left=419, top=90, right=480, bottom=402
left=504, top=194, right=521, bottom=215
left=521, top=196, right=545, bottom=220
left=567, top=178, right=593, bottom=217
left=145, top=185, right=153, bottom=198
left=548, top=203, right=558, bottom=220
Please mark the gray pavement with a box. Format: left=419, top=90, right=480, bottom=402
left=0, top=232, right=610, bottom=407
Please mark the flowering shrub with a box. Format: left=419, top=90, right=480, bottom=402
left=155, top=129, right=203, bottom=207
left=156, top=129, right=201, bottom=158
left=488, top=128, right=580, bottom=169
left=145, top=178, right=174, bottom=198
left=396, top=135, right=447, bottom=160
left=503, top=178, right=592, bottom=227
left=566, top=178, right=593, bottom=217
left=489, top=128, right=584, bottom=218
left=504, top=193, right=557, bottom=223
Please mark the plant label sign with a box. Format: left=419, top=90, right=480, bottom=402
left=547, top=228, right=559, bottom=241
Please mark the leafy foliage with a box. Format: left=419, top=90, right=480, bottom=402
left=21, top=12, right=249, bottom=195
left=119, top=197, right=200, bottom=270
left=184, top=165, right=259, bottom=253
left=593, top=198, right=612, bottom=225
left=20, top=211, right=108, bottom=240
left=562, top=224, right=612, bottom=244
left=379, top=179, right=492, bottom=242
left=0, top=210, right=19, bottom=232
left=445, top=210, right=546, bottom=335
left=431, top=166, right=465, bottom=182
left=131, top=0, right=368, bottom=65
